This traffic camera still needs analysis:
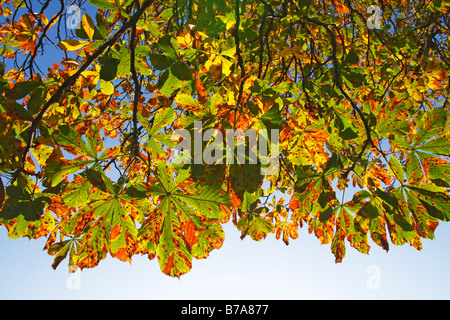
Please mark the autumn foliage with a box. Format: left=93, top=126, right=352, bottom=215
left=0, top=0, right=449, bottom=277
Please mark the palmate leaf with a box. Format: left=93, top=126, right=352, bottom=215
left=51, top=181, right=141, bottom=269
left=157, top=196, right=192, bottom=277
left=413, top=108, right=447, bottom=145
left=142, top=163, right=230, bottom=277
left=237, top=211, right=274, bottom=241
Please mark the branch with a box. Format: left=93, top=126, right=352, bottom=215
left=16, top=0, right=154, bottom=177
left=130, top=1, right=142, bottom=157
left=234, top=0, right=246, bottom=112
left=24, top=0, right=65, bottom=75
left=304, top=17, right=376, bottom=150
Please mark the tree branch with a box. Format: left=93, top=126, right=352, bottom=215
left=130, top=1, right=142, bottom=157
left=304, top=16, right=376, bottom=150
left=16, top=0, right=154, bottom=178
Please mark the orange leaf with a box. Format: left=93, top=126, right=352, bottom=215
left=230, top=193, right=241, bottom=209
left=219, top=203, right=232, bottom=223
left=184, top=219, right=198, bottom=249
left=370, top=166, right=392, bottom=186
left=196, top=75, right=207, bottom=102
left=332, top=0, right=350, bottom=14
left=289, top=196, right=300, bottom=211
left=162, top=253, right=175, bottom=275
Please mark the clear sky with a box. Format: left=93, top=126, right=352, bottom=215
left=2, top=217, right=450, bottom=300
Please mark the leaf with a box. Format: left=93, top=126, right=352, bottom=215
left=157, top=207, right=193, bottom=278
left=190, top=218, right=224, bottom=259
left=158, top=69, right=181, bottom=96
left=418, top=137, right=450, bottom=156
left=148, top=53, right=175, bottom=70
left=358, top=202, right=381, bottom=219
left=81, top=14, right=96, bottom=41
left=98, top=56, right=120, bottom=81
left=414, top=108, right=447, bottom=145
left=99, top=79, right=115, bottom=95
left=48, top=239, right=73, bottom=270
left=240, top=190, right=259, bottom=212
left=11, top=80, right=41, bottom=100
left=61, top=178, right=93, bottom=207
left=54, top=124, right=97, bottom=158
left=406, top=185, right=450, bottom=221
left=58, top=39, right=90, bottom=51
left=0, top=185, right=50, bottom=221
left=388, top=156, right=404, bottom=182
left=87, top=0, right=117, bottom=9
left=157, top=35, right=178, bottom=61
left=343, top=49, right=360, bottom=66
left=238, top=212, right=274, bottom=241
left=109, top=199, right=139, bottom=262
left=171, top=61, right=193, bottom=81
left=174, top=93, right=201, bottom=111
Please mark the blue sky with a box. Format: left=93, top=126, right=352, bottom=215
left=2, top=217, right=450, bottom=300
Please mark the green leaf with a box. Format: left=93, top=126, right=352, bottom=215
left=405, top=184, right=450, bottom=221
left=61, top=179, right=92, bottom=207
left=11, top=80, right=42, bottom=100
left=54, top=124, right=96, bottom=158
left=49, top=239, right=73, bottom=270
left=173, top=184, right=230, bottom=220
left=393, top=213, right=414, bottom=231
left=343, top=49, right=360, bottom=66
left=81, top=166, right=115, bottom=194
left=157, top=34, right=178, bottom=61
left=358, top=202, right=381, bottom=219
left=0, top=185, right=50, bottom=221
left=148, top=53, right=175, bottom=70
left=418, top=137, right=450, bottom=156
left=240, top=190, right=259, bottom=212
left=150, top=107, right=176, bottom=134
left=414, top=108, right=447, bottom=145
left=45, top=159, right=94, bottom=187
left=158, top=69, right=181, bottom=96
left=124, top=183, right=149, bottom=199
left=237, top=212, right=274, bottom=241
left=171, top=61, right=193, bottom=81
left=191, top=219, right=224, bottom=259
left=109, top=198, right=138, bottom=261
left=156, top=197, right=192, bottom=278
left=9, top=101, right=33, bottom=122
left=406, top=152, right=422, bottom=184
left=388, top=156, right=404, bottom=182
left=98, top=57, right=120, bottom=81
left=319, top=206, right=334, bottom=221
left=173, top=94, right=200, bottom=111
left=87, top=0, right=117, bottom=10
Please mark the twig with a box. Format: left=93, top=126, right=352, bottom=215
left=234, top=0, right=246, bottom=115
left=130, top=1, right=142, bottom=157
left=14, top=0, right=154, bottom=182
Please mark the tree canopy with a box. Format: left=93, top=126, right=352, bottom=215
left=0, top=0, right=449, bottom=278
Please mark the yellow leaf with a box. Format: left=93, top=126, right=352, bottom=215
left=100, top=79, right=114, bottom=95
left=30, top=144, right=54, bottom=167
left=81, top=14, right=95, bottom=41
left=57, top=39, right=89, bottom=51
